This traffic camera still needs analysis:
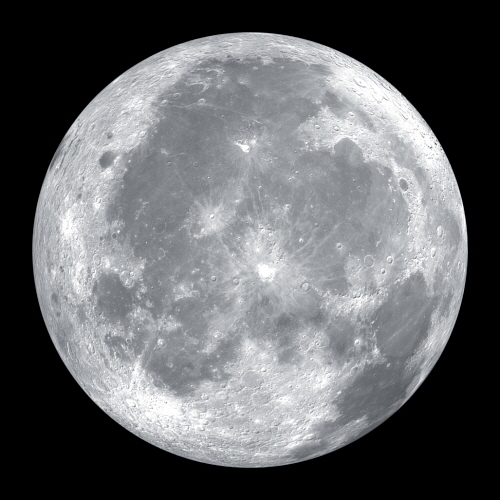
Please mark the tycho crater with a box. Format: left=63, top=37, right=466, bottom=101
left=33, top=33, right=467, bottom=467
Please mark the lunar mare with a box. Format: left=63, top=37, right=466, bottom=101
left=33, top=33, right=467, bottom=467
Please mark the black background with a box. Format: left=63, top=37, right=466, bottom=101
left=29, top=24, right=476, bottom=486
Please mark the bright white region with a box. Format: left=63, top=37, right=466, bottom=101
left=257, top=263, right=276, bottom=281
left=236, top=138, right=257, bottom=153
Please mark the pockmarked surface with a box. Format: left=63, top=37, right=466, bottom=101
left=33, top=33, right=467, bottom=467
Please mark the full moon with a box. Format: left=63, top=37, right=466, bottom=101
left=33, top=33, right=467, bottom=467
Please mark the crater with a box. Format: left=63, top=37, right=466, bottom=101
left=99, top=151, right=116, bottom=169
left=257, top=263, right=276, bottom=281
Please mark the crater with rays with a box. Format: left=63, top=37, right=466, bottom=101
left=257, top=263, right=276, bottom=281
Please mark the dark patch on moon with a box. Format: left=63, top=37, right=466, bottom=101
left=326, top=317, right=357, bottom=361
left=322, top=90, right=376, bottom=131
left=372, top=271, right=437, bottom=357
left=99, top=151, right=116, bottom=169
left=92, top=272, right=135, bottom=323
left=273, top=313, right=301, bottom=364
left=50, top=292, right=61, bottom=317
left=288, top=357, right=417, bottom=462
left=145, top=335, right=240, bottom=397
left=336, top=358, right=411, bottom=428
left=294, top=139, right=372, bottom=228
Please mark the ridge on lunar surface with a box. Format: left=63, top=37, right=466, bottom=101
left=33, top=33, right=467, bottom=467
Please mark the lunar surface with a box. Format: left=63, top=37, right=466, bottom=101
left=33, top=33, right=467, bottom=467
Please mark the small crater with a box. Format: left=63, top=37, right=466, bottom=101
left=364, top=255, right=374, bottom=267
left=154, top=222, right=166, bottom=233
left=301, top=282, right=310, bottom=292
left=399, top=178, right=409, bottom=191
left=354, top=77, right=367, bottom=87
left=120, top=270, right=134, bottom=288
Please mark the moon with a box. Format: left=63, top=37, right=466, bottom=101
left=33, top=33, right=467, bottom=467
